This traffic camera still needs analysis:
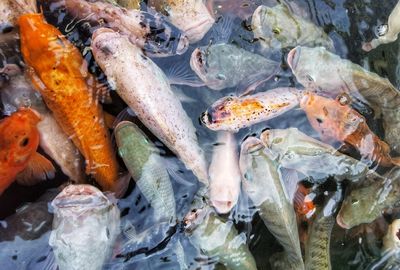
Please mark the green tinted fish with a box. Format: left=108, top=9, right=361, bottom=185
left=240, top=137, right=304, bottom=270
left=115, top=121, right=176, bottom=223
left=337, top=167, right=400, bottom=229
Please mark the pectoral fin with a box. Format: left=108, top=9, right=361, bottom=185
left=16, top=152, right=56, bottom=186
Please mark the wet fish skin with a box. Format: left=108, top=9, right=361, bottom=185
left=49, top=184, right=120, bottom=270
left=1, top=71, right=86, bottom=183
left=363, top=0, right=400, bottom=51
left=208, top=131, right=241, bottom=214
left=61, top=0, right=188, bottom=57
left=337, top=167, right=400, bottom=229
left=0, top=0, right=37, bottom=32
left=378, top=219, right=400, bottom=269
left=201, top=88, right=301, bottom=132
left=251, top=4, right=334, bottom=51
left=190, top=43, right=280, bottom=90
left=115, top=121, right=176, bottom=223
left=239, top=137, right=304, bottom=270
left=287, top=46, right=400, bottom=151
left=260, top=128, right=369, bottom=183
left=91, top=28, right=208, bottom=186
left=185, top=205, right=257, bottom=270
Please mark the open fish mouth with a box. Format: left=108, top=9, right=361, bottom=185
left=336, top=214, right=350, bottom=229
left=52, top=185, right=108, bottom=209
left=287, top=47, right=301, bottom=70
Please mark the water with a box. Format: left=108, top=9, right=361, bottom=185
left=1, top=0, right=400, bottom=269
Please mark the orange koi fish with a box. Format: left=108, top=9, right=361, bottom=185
left=300, top=92, right=400, bottom=167
left=0, top=108, right=55, bottom=195
left=19, top=14, right=122, bottom=193
left=293, top=183, right=316, bottom=217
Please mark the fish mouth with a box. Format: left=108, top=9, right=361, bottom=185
left=52, top=185, right=107, bottom=209
left=260, top=130, right=271, bottom=147
left=251, top=6, right=265, bottom=36
left=184, top=17, right=215, bottom=43
left=190, top=48, right=207, bottom=78
left=176, top=35, right=190, bottom=55
left=287, top=47, right=301, bottom=71
left=211, top=200, right=233, bottom=214
left=243, top=137, right=264, bottom=154
left=336, top=214, right=350, bottom=229
left=200, top=110, right=213, bottom=126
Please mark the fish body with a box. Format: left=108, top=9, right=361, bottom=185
left=0, top=108, right=54, bottom=194
left=0, top=29, right=21, bottom=67
left=300, top=92, right=398, bottom=167
left=240, top=137, right=304, bottom=270
left=91, top=28, right=208, bottom=185
left=251, top=4, right=334, bottom=51
left=148, top=0, right=215, bottom=42
left=186, top=205, right=257, bottom=270
left=49, top=184, right=120, bottom=270
left=208, top=131, right=241, bottom=214
left=190, top=44, right=280, bottom=90
left=287, top=46, right=400, bottom=151
left=363, top=0, right=400, bottom=51
left=337, top=167, right=400, bottom=229
left=1, top=71, right=85, bottom=183
left=115, top=121, right=176, bottom=223
left=62, top=0, right=189, bottom=57
left=19, top=14, right=120, bottom=192
left=304, top=211, right=335, bottom=270
left=260, top=128, right=369, bottom=183
left=201, top=88, right=301, bottom=132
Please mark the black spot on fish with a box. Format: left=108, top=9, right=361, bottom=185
left=99, top=45, right=114, bottom=56
left=316, top=118, right=323, bottom=124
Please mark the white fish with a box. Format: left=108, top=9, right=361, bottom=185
left=209, top=131, right=241, bottom=214
left=49, top=185, right=120, bottom=270
left=91, top=28, right=208, bottom=187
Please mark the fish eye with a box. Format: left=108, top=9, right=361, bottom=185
left=272, top=27, right=281, bottom=35
left=216, top=73, right=227, bottom=80
left=20, top=137, right=30, bottom=147
left=351, top=198, right=359, bottom=205
left=306, top=75, right=314, bottom=82
left=225, top=97, right=234, bottom=102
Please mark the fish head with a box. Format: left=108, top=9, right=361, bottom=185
left=0, top=108, right=41, bottom=168
left=252, top=5, right=299, bottom=49
left=190, top=45, right=228, bottom=90
left=287, top=46, right=345, bottom=93
left=336, top=185, right=381, bottom=229
left=200, top=95, right=243, bottom=130
left=115, top=121, right=154, bottom=157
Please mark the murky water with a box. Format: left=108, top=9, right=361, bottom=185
left=1, top=0, right=400, bottom=269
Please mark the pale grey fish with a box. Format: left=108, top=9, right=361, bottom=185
left=260, top=128, right=369, bottom=183
left=114, top=121, right=176, bottom=223
left=184, top=205, right=257, bottom=270
left=376, top=219, right=400, bottom=270
left=0, top=70, right=86, bottom=183
left=190, top=43, right=280, bottom=90
left=200, top=88, right=302, bottom=132
left=209, top=131, right=241, bottom=214
left=0, top=0, right=37, bottom=32
left=363, top=0, right=400, bottom=51
left=91, top=28, right=209, bottom=189
left=60, top=0, right=189, bottom=57
left=304, top=210, right=335, bottom=270
left=239, top=137, right=304, bottom=270
left=287, top=46, right=400, bottom=151
left=147, top=0, right=215, bottom=42
left=251, top=4, right=334, bottom=51
left=337, top=167, right=400, bottom=230
left=49, top=184, right=120, bottom=270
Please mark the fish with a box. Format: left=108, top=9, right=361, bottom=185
left=377, top=219, right=400, bottom=269
left=190, top=43, right=280, bottom=90
left=336, top=167, right=400, bottom=229
left=260, top=128, right=370, bottom=183
left=304, top=212, right=335, bottom=270
left=147, top=0, right=215, bottom=42
left=201, top=88, right=302, bottom=132
left=1, top=67, right=86, bottom=183
left=184, top=205, right=258, bottom=270
left=362, top=0, right=400, bottom=51
left=115, top=0, right=142, bottom=9
left=287, top=46, right=400, bottom=151
left=91, top=28, right=208, bottom=187
left=19, top=14, right=122, bottom=194
left=251, top=4, right=334, bottom=51
left=0, top=108, right=55, bottom=195
left=49, top=184, right=120, bottom=270
left=0, top=29, right=21, bottom=67
left=61, top=0, right=189, bottom=57
left=0, top=0, right=37, bottom=32
left=239, top=137, right=304, bottom=270
left=208, top=131, right=241, bottom=214
left=300, top=92, right=400, bottom=167
left=293, top=183, right=316, bottom=217
left=114, top=121, right=176, bottom=223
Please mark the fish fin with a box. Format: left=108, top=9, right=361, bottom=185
left=15, top=153, right=55, bottom=186
left=293, top=183, right=316, bottom=216
left=211, top=14, right=235, bottom=44
left=103, top=111, right=116, bottom=129
left=391, top=156, right=400, bottom=167
left=171, top=85, right=197, bottom=103
left=236, top=65, right=280, bottom=97
left=113, top=172, right=131, bottom=199
left=279, top=168, right=300, bottom=202
left=166, top=62, right=205, bottom=87
left=95, top=82, right=112, bottom=104
left=112, top=107, right=137, bottom=129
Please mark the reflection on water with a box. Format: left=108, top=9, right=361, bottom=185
left=1, top=0, right=400, bottom=269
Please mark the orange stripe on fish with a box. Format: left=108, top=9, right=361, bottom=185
left=19, top=13, right=121, bottom=193
left=293, top=184, right=316, bottom=217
